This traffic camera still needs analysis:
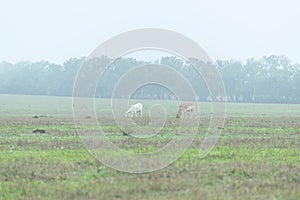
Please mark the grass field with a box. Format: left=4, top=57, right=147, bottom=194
left=0, top=94, right=299, bottom=199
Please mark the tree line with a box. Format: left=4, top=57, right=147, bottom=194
left=0, top=55, right=299, bottom=103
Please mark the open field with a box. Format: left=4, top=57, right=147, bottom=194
left=0, top=94, right=300, bottom=199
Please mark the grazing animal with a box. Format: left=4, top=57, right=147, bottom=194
left=176, top=102, right=196, bottom=118
left=125, top=103, right=143, bottom=117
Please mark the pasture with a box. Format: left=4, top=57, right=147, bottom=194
left=0, top=94, right=299, bottom=199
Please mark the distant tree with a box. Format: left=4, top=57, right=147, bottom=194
left=0, top=55, right=300, bottom=103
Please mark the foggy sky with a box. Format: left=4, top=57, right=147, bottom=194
left=1, top=0, right=300, bottom=64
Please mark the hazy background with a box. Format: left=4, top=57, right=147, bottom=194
left=1, top=0, right=300, bottom=63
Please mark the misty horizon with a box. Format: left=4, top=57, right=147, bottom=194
left=1, top=54, right=299, bottom=65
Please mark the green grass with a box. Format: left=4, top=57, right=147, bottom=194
left=0, top=94, right=300, bottom=199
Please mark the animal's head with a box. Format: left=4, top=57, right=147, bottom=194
left=125, top=110, right=133, bottom=117
left=124, top=111, right=129, bottom=117
left=176, top=113, right=180, bottom=118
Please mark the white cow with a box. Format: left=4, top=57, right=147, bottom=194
left=125, top=103, right=143, bottom=117
left=176, top=102, right=196, bottom=118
